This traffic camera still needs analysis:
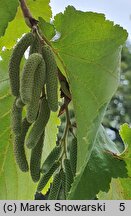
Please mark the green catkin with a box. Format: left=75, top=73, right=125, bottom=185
left=37, top=161, right=60, bottom=192
left=11, top=99, right=22, bottom=135
left=48, top=172, right=61, bottom=200
left=57, top=169, right=66, bottom=200
left=70, top=137, right=77, bottom=176
left=9, top=32, right=34, bottom=96
left=57, top=183, right=64, bottom=200
left=26, top=61, right=46, bottom=123
left=14, top=118, right=31, bottom=172
left=64, top=159, right=74, bottom=197
left=29, top=35, right=41, bottom=55
left=30, top=132, right=45, bottom=182
left=20, top=53, right=46, bottom=105
left=16, top=97, right=25, bottom=108
left=26, top=97, right=50, bottom=149
left=60, top=169, right=66, bottom=199
left=41, top=146, right=61, bottom=174
left=42, top=45, right=58, bottom=112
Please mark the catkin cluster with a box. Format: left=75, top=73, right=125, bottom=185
left=9, top=32, right=77, bottom=200
left=37, top=135, right=77, bottom=200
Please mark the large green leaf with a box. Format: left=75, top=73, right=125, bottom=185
left=0, top=0, right=52, bottom=50
left=53, top=6, right=127, bottom=169
left=0, top=0, right=19, bottom=37
left=0, top=128, right=36, bottom=199
left=38, top=17, right=55, bottom=41
left=68, top=126, right=128, bottom=199
left=98, top=123, right=131, bottom=200
left=98, top=179, right=125, bottom=200
left=0, top=49, right=58, bottom=199
left=119, top=123, right=131, bottom=199
left=53, top=6, right=128, bottom=199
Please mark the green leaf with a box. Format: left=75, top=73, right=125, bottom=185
left=98, top=123, right=131, bottom=200
left=98, top=179, right=125, bottom=200
left=0, top=132, right=36, bottom=199
left=0, top=0, right=19, bottom=37
left=68, top=126, right=128, bottom=199
left=0, top=50, right=11, bottom=96
left=28, top=0, right=52, bottom=22
left=53, top=6, right=128, bottom=170
left=53, top=6, right=128, bottom=199
left=0, top=0, right=52, bottom=50
left=118, top=123, right=131, bottom=199
left=119, top=123, right=131, bottom=147
left=38, top=17, right=55, bottom=41
left=43, top=111, right=60, bottom=162
left=119, top=123, right=131, bottom=176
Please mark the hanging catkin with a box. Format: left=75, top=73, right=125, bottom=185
left=30, top=132, right=45, bottom=182
left=42, top=45, right=58, bottom=112
left=14, top=118, right=31, bottom=172
left=41, top=146, right=61, bottom=174
left=9, top=32, right=34, bottom=96
left=26, top=97, right=50, bottom=149
left=37, top=161, right=60, bottom=192
left=20, top=53, right=46, bottom=105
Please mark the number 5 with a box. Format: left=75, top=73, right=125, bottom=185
left=119, top=203, right=125, bottom=211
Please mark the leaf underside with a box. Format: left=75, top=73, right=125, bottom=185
left=53, top=6, right=128, bottom=199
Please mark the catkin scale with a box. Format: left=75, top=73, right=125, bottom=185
left=48, top=172, right=61, bottom=200
left=64, top=159, right=74, bottom=196
left=26, top=97, right=50, bottom=149
left=30, top=132, right=45, bottom=182
left=26, top=60, right=46, bottom=123
left=37, top=161, right=60, bottom=192
left=60, top=169, right=66, bottom=199
left=42, top=45, right=58, bottom=112
left=70, top=137, right=77, bottom=176
left=29, top=36, right=41, bottom=55
left=9, top=32, right=34, bottom=96
left=14, top=118, right=31, bottom=172
left=16, top=97, right=25, bottom=108
left=60, top=80, right=71, bottom=99
left=20, top=53, right=46, bottom=105
left=57, top=184, right=65, bottom=200
left=11, top=99, right=22, bottom=135
left=41, top=146, right=61, bottom=174
left=57, top=169, right=66, bottom=200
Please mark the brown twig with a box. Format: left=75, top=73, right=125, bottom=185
left=60, top=107, right=71, bottom=158
left=19, top=0, right=44, bottom=44
left=58, top=68, right=71, bottom=99
left=19, top=0, right=38, bottom=28
left=58, top=96, right=71, bottom=117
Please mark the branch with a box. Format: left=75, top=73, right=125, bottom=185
left=19, top=0, right=38, bottom=28
left=19, top=0, right=44, bottom=43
